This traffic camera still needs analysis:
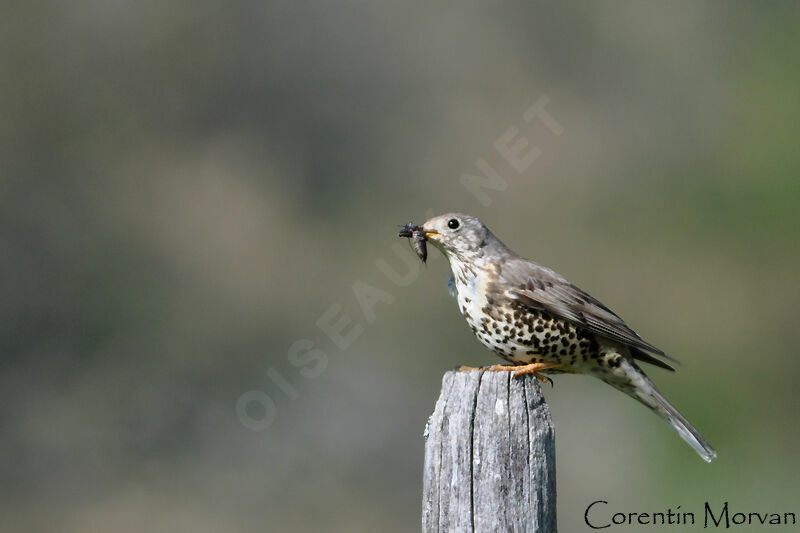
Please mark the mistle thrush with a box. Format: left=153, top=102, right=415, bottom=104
left=414, top=212, right=716, bottom=462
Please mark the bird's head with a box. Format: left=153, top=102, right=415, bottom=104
left=422, top=213, right=499, bottom=262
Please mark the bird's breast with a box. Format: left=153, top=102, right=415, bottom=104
left=454, top=272, right=491, bottom=331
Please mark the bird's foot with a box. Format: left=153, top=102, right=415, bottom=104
left=485, top=362, right=561, bottom=386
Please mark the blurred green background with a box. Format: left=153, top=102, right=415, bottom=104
left=2, top=2, right=798, bottom=532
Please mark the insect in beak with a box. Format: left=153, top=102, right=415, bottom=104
left=398, top=222, right=428, bottom=263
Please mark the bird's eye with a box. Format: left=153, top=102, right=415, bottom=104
left=447, top=218, right=460, bottom=229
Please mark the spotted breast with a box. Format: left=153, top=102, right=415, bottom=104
left=452, top=264, right=616, bottom=373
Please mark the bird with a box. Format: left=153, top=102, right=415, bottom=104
left=417, top=212, right=716, bottom=462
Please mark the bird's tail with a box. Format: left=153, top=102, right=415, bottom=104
left=611, top=360, right=717, bottom=462
left=645, top=384, right=717, bottom=462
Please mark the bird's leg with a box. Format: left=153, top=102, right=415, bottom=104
left=485, top=362, right=561, bottom=385
left=457, top=364, right=546, bottom=381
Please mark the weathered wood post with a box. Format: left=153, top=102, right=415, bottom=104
left=422, top=369, right=557, bottom=532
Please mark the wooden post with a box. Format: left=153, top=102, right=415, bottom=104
left=422, top=369, right=557, bottom=532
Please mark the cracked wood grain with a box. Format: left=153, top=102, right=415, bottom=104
left=422, top=370, right=556, bottom=532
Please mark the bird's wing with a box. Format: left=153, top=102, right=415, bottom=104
left=499, top=258, right=680, bottom=369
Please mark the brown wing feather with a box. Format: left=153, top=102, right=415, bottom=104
left=498, top=257, right=680, bottom=370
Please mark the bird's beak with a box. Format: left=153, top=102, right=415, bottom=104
left=423, top=229, right=440, bottom=239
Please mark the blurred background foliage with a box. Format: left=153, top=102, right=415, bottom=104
left=1, top=1, right=798, bottom=531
